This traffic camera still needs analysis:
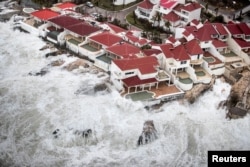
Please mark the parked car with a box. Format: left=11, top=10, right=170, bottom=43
left=90, top=13, right=100, bottom=19
left=85, top=1, right=94, bottom=8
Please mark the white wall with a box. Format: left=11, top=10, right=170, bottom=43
left=20, top=21, right=39, bottom=36
left=113, top=0, right=136, bottom=6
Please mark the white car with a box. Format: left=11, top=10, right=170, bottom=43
left=90, top=13, right=100, bottom=19
left=86, top=1, right=94, bottom=8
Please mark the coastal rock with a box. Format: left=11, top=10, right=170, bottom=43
left=137, top=120, right=158, bottom=146
left=50, top=59, right=65, bottom=67
left=64, top=59, right=89, bottom=71
left=52, top=128, right=93, bottom=139
left=74, top=129, right=92, bottom=138
left=184, top=76, right=216, bottom=104
left=94, top=83, right=108, bottom=92
left=225, top=70, right=250, bottom=119
left=28, top=67, right=49, bottom=76
left=75, top=82, right=108, bottom=95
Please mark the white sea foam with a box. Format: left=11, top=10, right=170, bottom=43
left=0, top=11, right=250, bottom=167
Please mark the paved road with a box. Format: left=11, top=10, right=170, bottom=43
left=84, top=4, right=140, bottom=30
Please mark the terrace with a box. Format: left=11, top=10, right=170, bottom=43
left=24, top=17, right=43, bottom=28
left=222, top=51, right=243, bottom=64
left=203, top=52, right=223, bottom=66
left=123, top=82, right=184, bottom=101
left=176, top=71, right=193, bottom=90
left=96, top=54, right=112, bottom=64
left=194, top=66, right=212, bottom=82
left=80, top=43, right=99, bottom=52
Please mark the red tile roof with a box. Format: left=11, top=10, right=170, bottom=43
left=142, top=49, right=162, bottom=56
left=160, top=44, right=190, bottom=61
left=138, top=0, right=154, bottom=9
left=65, top=22, right=100, bottom=37
left=183, top=30, right=191, bottom=37
left=163, top=11, right=179, bottom=22
left=31, top=9, right=59, bottom=21
left=167, top=36, right=177, bottom=44
left=213, top=23, right=228, bottom=36
left=180, top=2, right=201, bottom=12
left=195, top=24, right=218, bottom=41
left=234, top=38, right=250, bottom=48
left=174, top=2, right=201, bottom=13
left=138, top=38, right=148, bottom=45
left=55, top=2, right=76, bottom=9
left=212, top=39, right=228, bottom=48
left=191, top=19, right=200, bottom=26
left=106, top=43, right=141, bottom=59
left=113, top=56, right=158, bottom=74
left=48, top=15, right=82, bottom=28
left=106, top=23, right=126, bottom=33
left=185, top=39, right=203, bottom=55
left=122, top=76, right=157, bottom=87
left=126, top=34, right=139, bottom=43
left=89, top=32, right=123, bottom=47
left=225, top=23, right=243, bottom=35
left=238, top=23, right=250, bottom=35
left=160, top=0, right=178, bottom=9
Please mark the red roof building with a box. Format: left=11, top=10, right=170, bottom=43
left=31, top=9, right=59, bottom=21
left=48, top=15, right=82, bottom=28
left=142, top=49, right=162, bottom=56
left=89, top=32, right=123, bottom=47
left=174, top=2, right=201, bottom=12
left=160, top=0, right=178, bottom=9
left=194, top=24, right=218, bottom=42
left=113, top=56, right=158, bottom=74
left=106, top=23, right=127, bottom=34
left=234, top=38, right=250, bottom=49
left=106, top=43, right=141, bottom=59
left=213, top=23, right=228, bottom=36
left=65, top=22, right=100, bottom=37
left=163, top=11, right=180, bottom=22
left=55, top=2, right=76, bottom=10
left=160, top=44, right=190, bottom=61
left=212, top=40, right=228, bottom=48
left=238, top=23, right=250, bottom=36
left=122, top=76, right=157, bottom=87
left=185, top=39, right=203, bottom=55
left=225, top=23, right=243, bottom=35
left=138, top=0, right=154, bottom=9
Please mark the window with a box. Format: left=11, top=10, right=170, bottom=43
left=181, top=61, right=187, bottom=64
left=125, top=72, right=134, bottom=75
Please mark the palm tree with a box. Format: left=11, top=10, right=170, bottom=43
left=215, top=7, right=219, bottom=16
left=205, top=3, right=208, bottom=13
left=165, top=21, right=171, bottom=33
left=133, top=11, right=137, bottom=24
left=155, top=11, right=162, bottom=28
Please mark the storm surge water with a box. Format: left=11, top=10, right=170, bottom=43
left=0, top=21, right=250, bottom=167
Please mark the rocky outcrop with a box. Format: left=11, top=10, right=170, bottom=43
left=137, top=120, right=158, bottom=146
left=52, top=128, right=92, bottom=139
left=184, top=76, right=216, bottom=104
left=225, top=70, right=250, bottom=119
left=64, top=59, right=89, bottom=71
left=28, top=67, right=49, bottom=76
left=49, top=59, right=65, bottom=67
left=94, top=83, right=108, bottom=92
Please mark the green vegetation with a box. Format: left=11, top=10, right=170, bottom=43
left=127, top=12, right=172, bottom=44
left=203, top=0, right=250, bottom=10
left=32, top=0, right=58, bottom=7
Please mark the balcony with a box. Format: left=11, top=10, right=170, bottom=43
left=190, top=59, right=203, bottom=65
